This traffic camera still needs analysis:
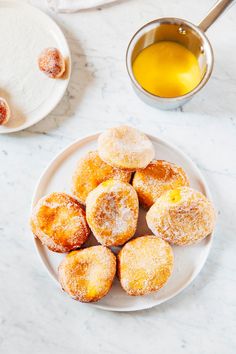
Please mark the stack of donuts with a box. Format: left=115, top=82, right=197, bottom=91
left=30, top=126, right=215, bottom=303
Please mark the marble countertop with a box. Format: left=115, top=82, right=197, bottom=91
left=0, top=0, right=236, bottom=353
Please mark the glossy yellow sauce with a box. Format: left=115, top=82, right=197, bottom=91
left=132, top=41, right=202, bottom=98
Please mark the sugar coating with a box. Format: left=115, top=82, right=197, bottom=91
left=146, top=187, right=216, bottom=245
left=71, top=150, right=131, bottom=205
left=86, top=179, right=139, bottom=246
left=31, top=192, right=90, bottom=252
left=58, top=246, right=116, bottom=302
left=98, top=125, right=155, bottom=170
left=133, top=160, right=190, bottom=208
left=38, top=47, right=65, bottom=78
left=118, top=235, right=174, bottom=296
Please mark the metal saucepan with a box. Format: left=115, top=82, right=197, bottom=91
left=126, top=0, right=234, bottom=110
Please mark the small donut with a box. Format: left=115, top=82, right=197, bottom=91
left=132, top=160, right=189, bottom=208
left=31, top=192, right=90, bottom=252
left=86, top=180, right=139, bottom=246
left=146, top=187, right=215, bottom=246
left=58, top=246, right=116, bottom=302
left=38, top=47, right=65, bottom=78
left=98, top=125, right=155, bottom=171
left=118, top=235, right=174, bottom=296
left=0, top=97, right=11, bottom=125
left=72, top=151, right=131, bottom=205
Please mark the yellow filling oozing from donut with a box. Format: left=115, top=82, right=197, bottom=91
left=87, top=284, right=98, bottom=298
left=102, top=180, right=114, bottom=187
left=169, top=189, right=181, bottom=203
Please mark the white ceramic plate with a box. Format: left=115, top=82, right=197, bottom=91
left=0, top=0, right=71, bottom=134
left=32, top=133, right=213, bottom=311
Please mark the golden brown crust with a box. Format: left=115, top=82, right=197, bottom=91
left=98, top=125, right=155, bottom=170
left=132, top=160, right=190, bottom=208
left=72, top=151, right=131, bottom=205
left=86, top=180, right=139, bottom=246
left=0, top=97, right=10, bottom=125
left=30, top=192, right=90, bottom=252
left=58, top=246, right=116, bottom=302
left=118, top=235, right=174, bottom=296
left=38, top=47, right=65, bottom=79
left=146, top=187, right=216, bottom=246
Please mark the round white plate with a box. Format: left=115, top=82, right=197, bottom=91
left=32, top=133, right=213, bottom=311
left=0, top=0, right=71, bottom=134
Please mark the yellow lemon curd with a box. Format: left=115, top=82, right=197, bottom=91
left=168, top=189, right=182, bottom=203
left=132, top=41, right=201, bottom=98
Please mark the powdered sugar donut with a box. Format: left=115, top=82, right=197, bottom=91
left=86, top=179, right=139, bottom=246
left=31, top=192, right=90, bottom=252
left=146, top=187, right=215, bottom=246
left=38, top=47, right=65, bottom=78
left=132, top=160, right=189, bottom=208
left=118, top=235, right=174, bottom=296
left=72, top=151, right=131, bottom=205
left=0, top=97, right=11, bottom=125
left=58, top=246, right=116, bottom=302
left=98, top=125, right=155, bottom=171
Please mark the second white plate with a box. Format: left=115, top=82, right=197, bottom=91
left=0, top=0, right=71, bottom=133
left=32, top=132, right=213, bottom=311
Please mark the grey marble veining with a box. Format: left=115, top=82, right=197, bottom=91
left=0, top=0, right=236, bottom=353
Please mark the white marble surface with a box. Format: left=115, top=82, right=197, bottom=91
left=0, top=0, right=236, bottom=353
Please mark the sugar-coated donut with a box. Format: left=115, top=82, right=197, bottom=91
left=31, top=192, right=90, bottom=252
left=86, top=179, right=139, bottom=246
left=58, top=246, right=116, bottom=302
left=98, top=125, right=155, bottom=171
left=38, top=47, right=65, bottom=78
left=118, top=235, right=174, bottom=296
left=146, top=187, right=215, bottom=246
left=72, top=151, right=131, bottom=205
left=0, top=97, right=11, bottom=125
left=132, top=160, right=189, bottom=208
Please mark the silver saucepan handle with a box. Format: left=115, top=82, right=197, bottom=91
left=198, top=0, right=234, bottom=32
